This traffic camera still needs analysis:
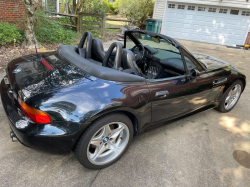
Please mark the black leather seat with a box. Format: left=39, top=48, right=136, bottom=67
left=91, top=38, right=106, bottom=62
left=121, top=49, right=144, bottom=77
left=78, top=32, right=92, bottom=59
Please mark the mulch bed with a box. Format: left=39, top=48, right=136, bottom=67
left=0, top=43, right=61, bottom=72
left=0, top=29, right=120, bottom=73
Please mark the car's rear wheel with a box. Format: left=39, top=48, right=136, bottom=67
left=217, top=80, right=243, bottom=113
left=74, top=113, right=133, bottom=169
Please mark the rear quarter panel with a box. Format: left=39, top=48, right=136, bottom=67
left=26, top=79, right=151, bottom=136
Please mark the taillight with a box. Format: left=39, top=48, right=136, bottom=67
left=18, top=97, right=52, bottom=124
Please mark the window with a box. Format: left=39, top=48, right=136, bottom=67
left=188, top=6, right=195, bottom=11
left=219, top=9, right=228, bottom=14
left=198, top=7, right=206, bottom=11
left=230, top=9, right=239, bottom=15
left=168, top=4, right=175, bottom=9
left=42, top=0, right=73, bottom=14
left=178, top=5, right=185, bottom=10
left=208, top=8, right=216, bottom=13
left=242, top=11, right=250, bottom=16
left=182, top=51, right=204, bottom=73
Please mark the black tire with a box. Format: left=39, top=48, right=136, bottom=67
left=74, top=113, right=133, bottom=169
left=216, top=80, right=243, bottom=113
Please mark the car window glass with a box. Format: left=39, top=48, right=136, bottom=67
left=127, top=33, right=180, bottom=53
left=183, top=52, right=204, bottom=72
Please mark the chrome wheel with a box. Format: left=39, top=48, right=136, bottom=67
left=224, top=84, right=241, bottom=110
left=87, top=122, right=130, bottom=165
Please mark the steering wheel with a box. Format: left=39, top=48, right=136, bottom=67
left=102, top=42, right=123, bottom=69
left=78, top=31, right=92, bottom=59
left=131, top=44, right=145, bottom=64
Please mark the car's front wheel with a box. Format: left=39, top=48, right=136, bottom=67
left=217, top=80, right=243, bottom=113
left=74, top=113, right=133, bottom=169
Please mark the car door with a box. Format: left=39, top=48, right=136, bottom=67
left=180, top=48, right=213, bottom=110
left=147, top=75, right=192, bottom=123
left=147, top=49, right=212, bottom=125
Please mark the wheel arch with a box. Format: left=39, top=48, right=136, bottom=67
left=230, top=77, right=246, bottom=92
left=73, top=110, right=139, bottom=150
left=223, top=76, right=246, bottom=94
left=238, top=77, right=246, bottom=92
left=92, top=110, right=139, bottom=136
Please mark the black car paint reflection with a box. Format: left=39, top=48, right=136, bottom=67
left=0, top=34, right=246, bottom=154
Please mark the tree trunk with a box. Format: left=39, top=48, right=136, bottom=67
left=75, top=0, right=84, bottom=14
left=68, top=0, right=84, bottom=25
left=22, top=0, right=41, bottom=49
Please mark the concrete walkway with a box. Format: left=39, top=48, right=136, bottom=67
left=0, top=40, right=250, bottom=187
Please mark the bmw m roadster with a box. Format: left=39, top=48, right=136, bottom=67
left=0, top=30, right=246, bottom=169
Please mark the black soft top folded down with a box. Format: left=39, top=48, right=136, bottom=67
left=57, top=45, right=145, bottom=82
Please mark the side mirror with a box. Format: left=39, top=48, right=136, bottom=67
left=189, top=69, right=200, bottom=80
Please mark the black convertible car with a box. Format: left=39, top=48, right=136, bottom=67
left=0, top=30, right=246, bottom=169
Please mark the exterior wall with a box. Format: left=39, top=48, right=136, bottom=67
left=0, top=0, right=26, bottom=28
left=153, top=0, right=167, bottom=19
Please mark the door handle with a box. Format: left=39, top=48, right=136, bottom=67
left=213, top=77, right=228, bottom=85
left=155, top=90, right=169, bottom=97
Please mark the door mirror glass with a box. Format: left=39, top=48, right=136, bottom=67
left=190, top=69, right=200, bottom=80
left=152, top=37, right=160, bottom=44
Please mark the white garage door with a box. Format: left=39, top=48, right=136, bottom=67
left=161, top=3, right=250, bottom=46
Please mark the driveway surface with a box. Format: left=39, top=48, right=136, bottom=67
left=0, top=40, right=250, bottom=187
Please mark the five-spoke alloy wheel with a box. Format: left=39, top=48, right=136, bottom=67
left=217, top=80, right=243, bottom=113
left=87, top=122, right=130, bottom=165
left=74, top=113, right=133, bottom=169
left=224, top=84, right=241, bottom=110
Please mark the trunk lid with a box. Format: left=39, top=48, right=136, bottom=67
left=6, top=51, right=93, bottom=100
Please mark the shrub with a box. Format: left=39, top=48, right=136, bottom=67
left=83, top=0, right=109, bottom=14
left=106, top=1, right=119, bottom=15
left=118, top=0, right=155, bottom=27
left=34, top=11, right=80, bottom=44
left=0, top=22, right=22, bottom=45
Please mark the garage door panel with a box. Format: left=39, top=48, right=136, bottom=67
left=175, top=13, right=185, bottom=19
left=204, top=16, right=216, bottom=22
left=183, top=19, right=193, bottom=24
left=183, top=24, right=192, bottom=29
left=194, top=16, right=206, bottom=21
left=224, top=29, right=234, bottom=34
left=185, top=15, right=194, bottom=20
left=173, top=23, right=183, bottom=28
left=166, top=13, right=175, bottom=18
left=162, top=4, right=250, bottom=46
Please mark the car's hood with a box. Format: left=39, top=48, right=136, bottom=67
left=192, top=52, right=230, bottom=71
left=6, top=52, right=94, bottom=100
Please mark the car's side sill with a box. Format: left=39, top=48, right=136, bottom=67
left=143, top=104, right=216, bottom=132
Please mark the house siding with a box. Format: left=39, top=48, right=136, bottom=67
left=0, top=0, right=25, bottom=28
left=153, top=0, right=167, bottom=19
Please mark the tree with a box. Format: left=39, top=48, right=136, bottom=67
left=67, top=0, right=85, bottom=14
left=22, top=0, right=41, bottom=49
left=118, top=0, right=155, bottom=27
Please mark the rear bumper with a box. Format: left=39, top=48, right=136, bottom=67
left=0, top=79, right=82, bottom=154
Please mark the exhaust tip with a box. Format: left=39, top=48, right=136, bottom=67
left=10, top=131, right=18, bottom=142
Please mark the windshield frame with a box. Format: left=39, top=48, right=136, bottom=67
left=124, top=30, right=206, bottom=73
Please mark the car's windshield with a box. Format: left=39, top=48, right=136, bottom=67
left=126, top=32, right=180, bottom=53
